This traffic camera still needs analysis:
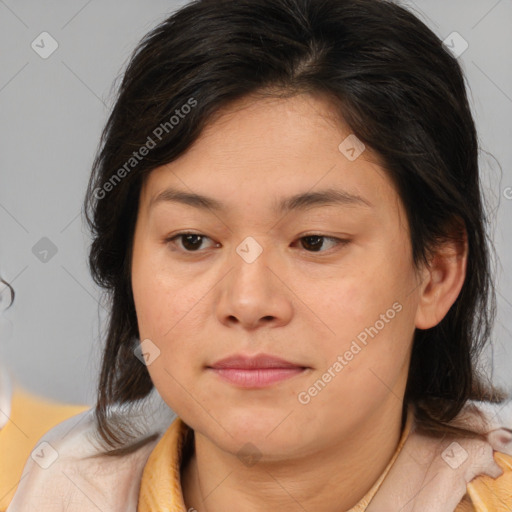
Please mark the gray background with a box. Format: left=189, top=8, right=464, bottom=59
left=0, top=0, right=511, bottom=406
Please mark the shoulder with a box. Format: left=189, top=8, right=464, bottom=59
left=5, top=388, right=176, bottom=512
left=455, top=450, right=512, bottom=512
left=453, top=399, right=512, bottom=512
left=0, top=385, right=89, bottom=511
left=366, top=399, right=512, bottom=511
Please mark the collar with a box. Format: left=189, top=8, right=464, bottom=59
left=7, top=395, right=512, bottom=512
left=137, top=404, right=415, bottom=511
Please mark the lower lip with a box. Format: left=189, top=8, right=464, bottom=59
left=209, top=367, right=306, bottom=388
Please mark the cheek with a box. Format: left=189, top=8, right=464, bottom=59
left=300, top=247, right=417, bottom=387
left=132, top=243, right=198, bottom=337
left=303, top=266, right=408, bottom=343
left=298, top=298, right=414, bottom=426
left=131, top=263, right=209, bottom=414
left=131, top=255, right=215, bottom=384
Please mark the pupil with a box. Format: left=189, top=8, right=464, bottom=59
left=183, top=234, right=202, bottom=250
left=303, top=235, right=323, bottom=251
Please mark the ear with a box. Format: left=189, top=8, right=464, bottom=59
left=415, top=225, right=468, bottom=330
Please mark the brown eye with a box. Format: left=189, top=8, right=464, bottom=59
left=166, top=233, right=217, bottom=252
left=297, top=235, right=350, bottom=253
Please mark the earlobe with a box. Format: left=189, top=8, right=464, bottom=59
left=414, top=235, right=468, bottom=330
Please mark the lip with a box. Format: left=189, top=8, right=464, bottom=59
left=207, top=353, right=309, bottom=388
left=209, top=353, right=305, bottom=369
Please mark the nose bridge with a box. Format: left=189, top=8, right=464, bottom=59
left=231, top=234, right=272, bottom=295
left=216, top=233, right=291, bottom=329
left=235, top=235, right=266, bottom=266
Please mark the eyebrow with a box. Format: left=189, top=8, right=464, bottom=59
left=148, top=186, right=372, bottom=214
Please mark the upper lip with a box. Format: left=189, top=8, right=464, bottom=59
left=208, top=353, right=306, bottom=370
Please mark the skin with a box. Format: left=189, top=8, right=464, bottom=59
left=130, top=92, right=467, bottom=512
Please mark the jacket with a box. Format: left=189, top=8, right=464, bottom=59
left=6, top=388, right=512, bottom=511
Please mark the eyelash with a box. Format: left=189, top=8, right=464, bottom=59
left=164, top=232, right=350, bottom=255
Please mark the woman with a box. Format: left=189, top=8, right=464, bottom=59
left=7, top=0, right=512, bottom=510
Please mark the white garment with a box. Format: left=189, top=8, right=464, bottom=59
left=0, top=363, right=13, bottom=430
left=6, top=387, right=175, bottom=512
left=6, top=388, right=512, bottom=512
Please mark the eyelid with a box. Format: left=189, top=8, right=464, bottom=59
left=165, top=232, right=218, bottom=251
left=297, top=233, right=351, bottom=254
left=165, top=231, right=351, bottom=255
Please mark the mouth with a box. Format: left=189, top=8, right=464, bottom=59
left=206, top=353, right=310, bottom=388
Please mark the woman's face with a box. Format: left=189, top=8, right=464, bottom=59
left=131, top=93, right=425, bottom=460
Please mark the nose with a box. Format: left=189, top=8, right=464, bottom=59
left=214, top=239, right=293, bottom=331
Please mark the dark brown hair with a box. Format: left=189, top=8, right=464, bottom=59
left=83, top=0, right=508, bottom=452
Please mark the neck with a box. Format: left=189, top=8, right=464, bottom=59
left=181, top=396, right=408, bottom=512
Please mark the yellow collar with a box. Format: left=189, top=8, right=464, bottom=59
left=138, top=407, right=415, bottom=511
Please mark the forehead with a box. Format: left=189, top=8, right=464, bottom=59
left=139, top=93, right=397, bottom=221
